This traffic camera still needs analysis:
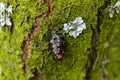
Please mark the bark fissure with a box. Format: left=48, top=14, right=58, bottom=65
left=22, top=0, right=55, bottom=79
left=85, top=0, right=110, bottom=80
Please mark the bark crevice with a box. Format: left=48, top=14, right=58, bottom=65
left=85, top=0, right=110, bottom=80
left=21, top=0, right=55, bottom=79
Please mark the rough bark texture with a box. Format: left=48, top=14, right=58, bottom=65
left=0, top=0, right=120, bottom=80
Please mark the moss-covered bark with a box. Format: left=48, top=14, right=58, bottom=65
left=0, top=0, right=120, bottom=80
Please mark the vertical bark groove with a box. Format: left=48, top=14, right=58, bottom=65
left=22, top=0, right=55, bottom=79
left=85, top=0, right=110, bottom=80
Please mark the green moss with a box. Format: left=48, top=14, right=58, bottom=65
left=0, top=0, right=120, bottom=80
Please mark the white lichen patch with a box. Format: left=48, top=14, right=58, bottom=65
left=63, top=17, right=86, bottom=38
left=109, top=0, right=120, bottom=18
left=0, top=2, right=12, bottom=26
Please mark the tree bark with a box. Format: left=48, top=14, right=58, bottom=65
left=0, top=0, right=120, bottom=80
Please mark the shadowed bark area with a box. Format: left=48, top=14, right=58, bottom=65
left=85, top=0, right=110, bottom=80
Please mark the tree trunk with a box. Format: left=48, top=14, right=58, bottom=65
left=0, top=0, right=120, bottom=80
